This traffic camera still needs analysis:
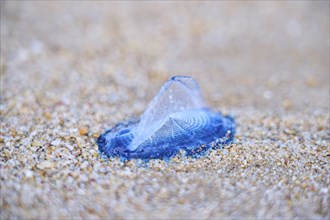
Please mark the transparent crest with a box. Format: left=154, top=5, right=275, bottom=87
left=128, top=76, right=206, bottom=150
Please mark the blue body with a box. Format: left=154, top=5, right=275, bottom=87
left=97, top=109, right=235, bottom=160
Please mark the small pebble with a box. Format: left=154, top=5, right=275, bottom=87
left=25, top=170, right=34, bottom=178
left=79, top=127, right=89, bottom=136
left=51, top=139, right=61, bottom=146
left=44, top=112, right=52, bottom=120
left=11, top=129, right=17, bottom=137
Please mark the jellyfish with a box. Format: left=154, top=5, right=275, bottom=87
left=97, top=76, right=235, bottom=160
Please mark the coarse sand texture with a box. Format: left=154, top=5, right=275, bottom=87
left=1, top=2, right=329, bottom=219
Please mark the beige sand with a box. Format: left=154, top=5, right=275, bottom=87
left=1, top=1, right=329, bottom=219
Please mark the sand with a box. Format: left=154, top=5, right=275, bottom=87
left=1, top=1, right=329, bottom=219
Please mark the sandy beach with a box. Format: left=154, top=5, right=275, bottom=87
left=1, top=1, right=329, bottom=219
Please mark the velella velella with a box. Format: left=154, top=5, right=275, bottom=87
left=97, top=76, right=235, bottom=160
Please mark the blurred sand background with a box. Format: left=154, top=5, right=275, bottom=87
left=1, top=1, right=329, bottom=219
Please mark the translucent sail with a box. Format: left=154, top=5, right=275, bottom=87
left=128, top=76, right=206, bottom=151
